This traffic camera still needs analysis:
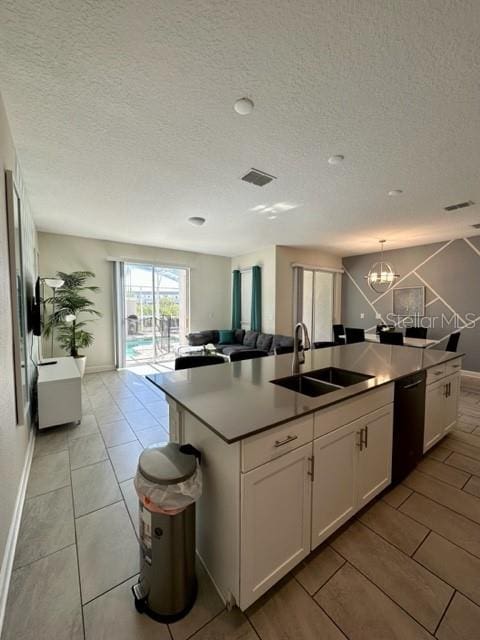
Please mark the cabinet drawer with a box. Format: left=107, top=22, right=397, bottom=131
left=241, top=415, right=313, bottom=472
left=314, top=384, right=394, bottom=439
left=445, top=358, right=462, bottom=376
left=427, top=364, right=446, bottom=384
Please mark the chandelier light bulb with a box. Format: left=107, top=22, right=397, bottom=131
left=364, top=240, right=399, bottom=293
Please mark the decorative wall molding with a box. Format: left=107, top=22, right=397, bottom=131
left=342, top=236, right=480, bottom=371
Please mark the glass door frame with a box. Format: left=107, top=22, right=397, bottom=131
left=114, top=260, right=190, bottom=369
left=292, top=265, right=343, bottom=343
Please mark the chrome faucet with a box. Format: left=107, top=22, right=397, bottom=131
left=292, top=322, right=311, bottom=375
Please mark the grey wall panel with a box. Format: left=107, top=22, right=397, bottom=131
left=342, top=236, right=480, bottom=372
left=418, top=241, right=480, bottom=319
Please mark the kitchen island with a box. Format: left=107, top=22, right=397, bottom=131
left=147, top=342, right=462, bottom=610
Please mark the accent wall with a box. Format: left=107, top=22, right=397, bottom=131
left=342, top=237, right=480, bottom=372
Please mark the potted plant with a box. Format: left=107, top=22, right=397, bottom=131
left=43, top=271, right=101, bottom=376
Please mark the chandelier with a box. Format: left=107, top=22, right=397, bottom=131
left=365, top=240, right=399, bottom=293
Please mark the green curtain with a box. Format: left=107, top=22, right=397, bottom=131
left=231, top=270, right=241, bottom=329
left=251, top=266, right=262, bottom=332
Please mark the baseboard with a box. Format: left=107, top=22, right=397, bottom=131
left=461, top=369, right=480, bottom=379
left=461, top=370, right=480, bottom=391
left=85, top=364, right=115, bottom=374
left=0, top=427, right=35, bottom=636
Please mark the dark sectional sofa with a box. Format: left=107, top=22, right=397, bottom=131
left=186, top=329, right=294, bottom=356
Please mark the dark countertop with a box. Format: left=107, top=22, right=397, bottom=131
left=146, top=343, right=462, bottom=444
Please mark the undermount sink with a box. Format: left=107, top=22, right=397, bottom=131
left=305, top=367, right=374, bottom=387
left=271, top=367, right=374, bottom=398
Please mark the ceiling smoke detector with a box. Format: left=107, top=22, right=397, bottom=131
left=241, top=168, right=277, bottom=187
left=188, top=216, right=206, bottom=226
left=328, top=155, right=344, bottom=165
left=444, top=200, right=475, bottom=211
left=234, top=98, right=254, bottom=115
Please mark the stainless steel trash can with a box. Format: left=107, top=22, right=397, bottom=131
left=132, top=442, right=202, bottom=622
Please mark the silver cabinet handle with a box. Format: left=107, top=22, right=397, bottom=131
left=451, top=364, right=460, bottom=368
left=274, top=434, right=298, bottom=448
left=307, top=456, right=315, bottom=481
left=364, top=425, right=369, bottom=449
left=433, top=371, right=443, bottom=376
left=356, top=428, right=364, bottom=451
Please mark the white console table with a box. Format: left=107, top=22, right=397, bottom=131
left=38, top=357, right=82, bottom=429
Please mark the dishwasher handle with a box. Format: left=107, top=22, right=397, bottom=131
left=402, top=380, right=423, bottom=390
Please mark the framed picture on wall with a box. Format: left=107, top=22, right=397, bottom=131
left=392, top=286, right=425, bottom=317
left=5, top=170, right=29, bottom=425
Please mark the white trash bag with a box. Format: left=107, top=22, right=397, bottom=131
left=135, top=464, right=202, bottom=515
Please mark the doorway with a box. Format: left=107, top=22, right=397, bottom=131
left=119, top=263, right=189, bottom=368
left=301, top=269, right=335, bottom=342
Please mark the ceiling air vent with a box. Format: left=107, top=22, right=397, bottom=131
left=241, top=168, right=277, bottom=187
left=444, top=200, right=475, bottom=211
left=471, top=223, right=480, bottom=229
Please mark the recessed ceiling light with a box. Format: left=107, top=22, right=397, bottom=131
left=234, top=97, right=254, bottom=115
left=388, top=189, right=403, bottom=196
left=328, top=155, right=344, bottom=165
left=187, top=216, right=206, bottom=226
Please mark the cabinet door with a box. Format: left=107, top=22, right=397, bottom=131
left=356, top=406, right=393, bottom=509
left=423, top=379, right=447, bottom=453
left=240, top=443, right=312, bottom=609
left=311, top=420, right=358, bottom=550
left=444, top=373, right=460, bottom=435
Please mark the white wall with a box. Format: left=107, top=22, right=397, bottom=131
left=275, top=246, right=343, bottom=336
left=38, top=233, right=231, bottom=371
left=0, top=93, right=36, bottom=601
left=231, top=246, right=276, bottom=334
left=231, top=245, right=342, bottom=336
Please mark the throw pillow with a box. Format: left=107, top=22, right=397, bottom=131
left=218, top=329, right=235, bottom=345
left=243, top=331, right=259, bottom=348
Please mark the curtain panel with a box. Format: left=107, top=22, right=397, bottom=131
left=251, top=265, right=262, bottom=332
left=231, top=269, right=241, bottom=329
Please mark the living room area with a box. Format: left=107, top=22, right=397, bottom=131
left=37, top=234, right=343, bottom=375
left=2, top=2, right=480, bottom=640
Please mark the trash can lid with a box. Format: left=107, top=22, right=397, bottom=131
left=138, top=442, right=197, bottom=485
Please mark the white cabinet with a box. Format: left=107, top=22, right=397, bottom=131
left=311, top=421, right=358, bottom=549
left=444, top=373, right=460, bottom=435
left=312, top=405, right=393, bottom=549
left=356, top=406, right=393, bottom=509
left=240, top=442, right=312, bottom=609
left=423, top=372, right=460, bottom=453
left=38, top=357, right=82, bottom=429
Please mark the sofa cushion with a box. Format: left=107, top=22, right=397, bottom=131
left=234, top=329, right=245, bottom=344
left=256, top=333, right=273, bottom=352
left=271, top=334, right=294, bottom=353
left=218, top=329, right=235, bottom=345
left=187, top=330, right=219, bottom=346
left=221, top=345, right=252, bottom=356
left=243, top=330, right=259, bottom=348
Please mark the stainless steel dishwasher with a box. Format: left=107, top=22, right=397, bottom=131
left=392, top=371, right=426, bottom=484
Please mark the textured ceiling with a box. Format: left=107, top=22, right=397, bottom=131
left=0, top=0, right=479, bottom=257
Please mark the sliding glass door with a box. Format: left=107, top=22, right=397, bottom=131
left=301, top=269, right=335, bottom=342
left=120, top=263, right=189, bottom=367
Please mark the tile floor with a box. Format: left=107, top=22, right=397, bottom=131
left=3, top=371, right=480, bottom=639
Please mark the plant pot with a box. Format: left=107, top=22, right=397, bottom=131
left=74, top=355, right=87, bottom=377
